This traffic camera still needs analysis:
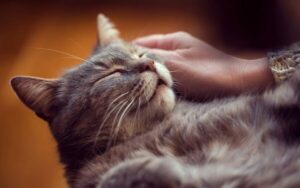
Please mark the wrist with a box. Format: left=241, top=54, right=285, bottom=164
left=231, top=57, right=275, bottom=94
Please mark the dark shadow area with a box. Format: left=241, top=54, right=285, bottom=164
left=204, top=0, right=300, bottom=49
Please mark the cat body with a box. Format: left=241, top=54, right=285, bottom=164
left=74, top=94, right=300, bottom=188
left=11, top=15, right=300, bottom=188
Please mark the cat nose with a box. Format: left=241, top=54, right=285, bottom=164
left=139, top=60, right=156, bottom=72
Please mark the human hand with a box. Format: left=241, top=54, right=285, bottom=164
left=134, top=32, right=274, bottom=100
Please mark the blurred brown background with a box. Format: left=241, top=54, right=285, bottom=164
left=0, top=0, right=299, bottom=188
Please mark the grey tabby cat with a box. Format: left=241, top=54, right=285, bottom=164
left=10, top=14, right=300, bottom=188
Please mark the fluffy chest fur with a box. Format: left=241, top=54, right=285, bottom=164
left=75, top=94, right=300, bottom=188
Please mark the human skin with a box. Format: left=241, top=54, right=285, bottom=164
left=134, top=32, right=275, bottom=100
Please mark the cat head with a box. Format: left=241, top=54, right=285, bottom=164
left=10, top=14, right=175, bottom=164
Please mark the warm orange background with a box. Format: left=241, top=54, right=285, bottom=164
left=0, top=1, right=208, bottom=188
left=0, top=1, right=299, bottom=188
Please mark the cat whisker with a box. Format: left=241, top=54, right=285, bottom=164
left=106, top=92, right=129, bottom=112
left=134, top=97, right=141, bottom=130
left=93, top=94, right=129, bottom=149
left=61, top=56, right=92, bottom=63
left=34, top=47, right=92, bottom=64
left=106, top=98, right=131, bottom=149
left=97, top=92, right=130, bottom=132
left=138, top=97, right=141, bottom=128
left=95, top=101, right=130, bottom=152
left=93, top=100, right=126, bottom=150
left=111, top=97, right=136, bottom=146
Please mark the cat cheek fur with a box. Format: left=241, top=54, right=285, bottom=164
left=151, top=62, right=176, bottom=114
left=150, top=85, right=175, bottom=115
left=154, top=62, right=173, bottom=87
left=138, top=62, right=176, bottom=120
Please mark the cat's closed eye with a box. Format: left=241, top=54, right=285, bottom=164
left=95, top=71, right=122, bottom=84
left=93, top=61, right=110, bottom=69
left=104, top=71, right=121, bottom=79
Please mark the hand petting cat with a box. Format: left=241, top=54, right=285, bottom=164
left=134, top=32, right=275, bottom=100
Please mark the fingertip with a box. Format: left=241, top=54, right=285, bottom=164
left=132, top=38, right=144, bottom=44
left=132, top=38, right=152, bottom=48
left=132, top=34, right=165, bottom=48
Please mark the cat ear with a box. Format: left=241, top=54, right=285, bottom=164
left=10, top=76, right=58, bottom=120
left=97, top=14, right=121, bottom=47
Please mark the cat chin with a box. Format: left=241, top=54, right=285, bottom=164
left=149, top=84, right=176, bottom=115
left=129, top=84, right=175, bottom=124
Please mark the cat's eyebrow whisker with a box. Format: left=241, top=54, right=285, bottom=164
left=61, top=56, right=93, bottom=63
left=34, top=47, right=92, bottom=64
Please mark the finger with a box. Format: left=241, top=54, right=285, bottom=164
left=133, top=32, right=189, bottom=50
left=133, top=34, right=171, bottom=49
left=147, top=48, right=180, bottom=62
left=147, top=49, right=184, bottom=74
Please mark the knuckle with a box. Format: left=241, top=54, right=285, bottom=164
left=175, top=31, right=189, bottom=37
